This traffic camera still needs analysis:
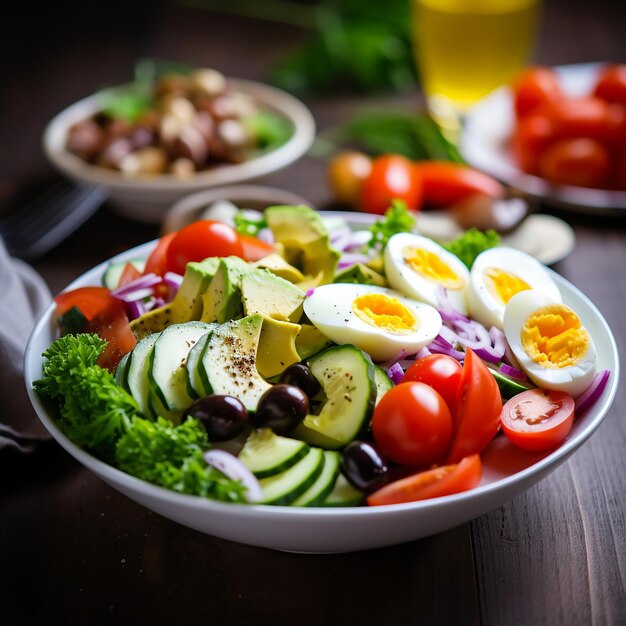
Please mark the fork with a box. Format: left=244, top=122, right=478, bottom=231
left=0, top=181, right=109, bottom=261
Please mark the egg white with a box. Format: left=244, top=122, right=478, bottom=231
left=384, top=233, right=470, bottom=314
left=503, top=290, right=597, bottom=397
left=303, top=283, right=442, bottom=361
left=468, top=247, right=562, bottom=330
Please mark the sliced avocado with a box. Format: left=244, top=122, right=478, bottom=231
left=257, top=317, right=302, bottom=378
left=265, top=205, right=340, bottom=288
left=295, top=323, right=334, bottom=360
left=130, top=258, right=220, bottom=339
left=241, top=269, right=305, bottom=322
left=333, top=263, right=388, bottom=287
left=200, top=256, right=251, bottom=324
left=253, top=252, right=305, bottom=283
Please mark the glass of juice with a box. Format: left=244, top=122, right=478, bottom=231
left=413, top=0, right=540, bottom=133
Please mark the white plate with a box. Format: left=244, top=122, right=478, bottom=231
left=461, top=62, right=626, bottom=213
left=43, top=79, right=316, bottom=223
left=24, top=217, right=619, bottom=553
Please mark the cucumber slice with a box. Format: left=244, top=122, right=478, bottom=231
left=373, top=364, right=394, bottom=404
left=185, top=326, right=217, bottom=399
left=114, top=352, right=131, bottom=391
left=292, top=451, right=340, bottom=507
left=293, top=345, right=376, bottom=450
left=200, top=315, right=271, bottom=411
left=489, top=366, right=535, bottom=400
left=102, top=259, right=146, bottom=289
left=322, top=474, right=365, bottom=507
left=149, top=322, right=214, bottom=412
left=126, top=333, right=163, bottom=418
left=238, top=428, right=310, bottom=478
left=259, top=447, right=325, bottom=505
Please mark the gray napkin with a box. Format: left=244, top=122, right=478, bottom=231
left=0, top=238, right=52, bottom=454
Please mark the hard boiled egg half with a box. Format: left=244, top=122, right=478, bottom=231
left=384, top=233, right=470, bottom=314
left=503, top=290, right=597, bottom=397
left=303, top=284, right=442, bottom=361
left=468, top=247, right=562, bottom=330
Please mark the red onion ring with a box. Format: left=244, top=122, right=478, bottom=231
left=575, top=370, right=611, bottom=415
left=203, top=449, right=262, bottom=503
left=387, top=362, right=404, bottom=384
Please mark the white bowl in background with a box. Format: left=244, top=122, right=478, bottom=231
left=43, top=79, right=316, bottom=224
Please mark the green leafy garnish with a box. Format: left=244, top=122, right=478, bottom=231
left=444, top=228, right=501, bottom=269
left=234, top=210, right=268, bottom=237
left=34, top=334, right=138, bottom=457
left=115, top=417, right=248, bottom=503
left=244, top=111, right=293, bottom=151
left=365, top=200, right=417, bottom=252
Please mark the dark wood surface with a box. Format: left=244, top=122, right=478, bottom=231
left=2, top=2, right=625, bottom=625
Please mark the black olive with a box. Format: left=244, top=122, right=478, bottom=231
left=187, top=395, right=248, bottom=442
left=341, top=441, right=389, bottom=493
left=254, top=384, right=309, bottom=434
left=279, top=363, right=321, bottom=399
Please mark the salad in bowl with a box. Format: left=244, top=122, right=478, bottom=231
left=26, top=203, right=618, bottom=551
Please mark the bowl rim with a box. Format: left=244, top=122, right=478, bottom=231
left=24, top=220, right=620, bottom=519
left=43, top=77, right=316, bottom=191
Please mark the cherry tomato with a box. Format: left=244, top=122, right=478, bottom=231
left=616, top=149, right=626, bottom=190
left=512, top=113, right=555, bottom=174
left=371, top=381, right=453, bottom=467
left=545, top=97, right=619, bottom=145
left=513, top=66, right=562, bottom=118
left=55, top=287, right=115, bottom=320
left=165, top=220, right=243, bottom=275
left=367, top=454, right=482, bottom=506
left=328, top=151, right=372, bottom=206
left=143, top=232, right=177, bottom=277
left=593, top=64, right=626, bottom=106
left=501, top=389, right=575, bottom=452
left=401, top=354, right=463, bottom=412
left=414, top=161, right=503, bottom=207
left=239, top=234, right=274, bottom=262
left=537, top=138, right=612, bottom=189
left=360, top=154, right=422, bottom=215
left=118, top=262, right=142, bottom=288
left=446, top=348, right=502, bottom=464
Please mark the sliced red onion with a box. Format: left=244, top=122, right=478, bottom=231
left=111, top=273, right=162, bottom=297
left=380, top=349, right=406, bottom=370
left=473, top=347, right=501, bottom=364
left=256, top=228, right=275, bottom=245
left=488, top=326, right=507, bottom=360
left=345, top=230, right=373, bottom=251
left=116, top=287, right=155, bottom=302
left=438, top=308, right=470, bottom=324
left=126, top=299, right=147, bottom=320
left=337, top=252, right=370, bottom=269
left=203, top=449, right=262, bottom=503
left=575, top=370, right=611, bottom=415
left=414, top=347, right=432, bottom=360
left=399, top=357, right=418, bottom=369
left=502, top=341, right=522, bottom=369
left=164, top=271, right=183, bottom=287
left=152, top=297, right=166, bottom=309
left=429, top=341, right=465, bottom=361
left=330, top=226, right=353, bottom=251
left=498, top=362, right=528, bottom=381
left=387, top=362, right=404, bottom=384
left=437, top=325, right=458, bottom=344
left=305, top=288, right=315, bottom=297
left=432, top=334, right=453, bottom=349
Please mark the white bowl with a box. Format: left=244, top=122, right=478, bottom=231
left=24, top=219, right=619, bottom=553
left=43, top=79, right=316, bottom=223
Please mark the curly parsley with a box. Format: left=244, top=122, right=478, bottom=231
left=364, top=199, right=417, bottom=252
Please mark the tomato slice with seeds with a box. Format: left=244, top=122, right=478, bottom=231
left=367, top=454, right=482, bottom=506
left=500, top=388, right=575, bottom=452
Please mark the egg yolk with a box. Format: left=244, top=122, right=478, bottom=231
left=485, top=267, right=531, bottom=304
left=352, top=293, right=418, bottom=335
left=404, top=247, right=464, bottom=289
left=521, top=304, right=589, bottom=369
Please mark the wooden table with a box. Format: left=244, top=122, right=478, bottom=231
left=2, top=2, right=625, bottom=624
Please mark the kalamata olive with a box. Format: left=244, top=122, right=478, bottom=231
left=341, top=441, right=389, bottom=493
left=170, top=126, right=208, bottom=166
left=66, top=120, right=104, bottom=161
left=279, top=363, right=321, bottom=399
left=254, top=384, right=309, bottom=434
left=187, top=395, right=249, bottom=442
left=98, top=137, right=133, bottom=168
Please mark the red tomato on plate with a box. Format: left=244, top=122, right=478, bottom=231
left=401, top=354, right=463, bottom=412
left=367, top=454, right=482, bottom=506
left=143, top=232, right=177, bottom=277
left=500, top=388, right=575, bottom=452
left=593, top=64, right=626, bottom=106
left=512, top=113, right=555, bottom=174
left=513, top=66, right=562, bottom=118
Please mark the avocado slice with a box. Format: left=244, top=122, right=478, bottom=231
left=333, top=263, right=388, bottom=287
left=199, top=256, right=251, bottom=324
left=295, top=324, right=334, bottom=360
left=130, top=258, right=220, bottom=339
left=256, top=317, right=302, bottom=378
left=241, top=268, right=305, bottom=322
left=265, top=205, right=340, bottom=288
left=253, top=253, right=305, bottom=283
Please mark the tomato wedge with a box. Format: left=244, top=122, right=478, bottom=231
left=239, top=234, right=274, bottom=262
left=501, top=388, right=574, bottom=452
left=144, top=232, right=177, bottom=277
left=447, top=348, right=502, bottom=464
left=414, top=161, right=504, bottom=207
left=118, top=262, right=142, bottom=288
left=367, top=454, right=482, bottom=506
left=401, top=354, right=463, bottom=412
left=55, top=287, right=115, bottom=320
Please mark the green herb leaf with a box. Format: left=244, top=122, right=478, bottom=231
left=243, top=111, right=293, bottom=151
left=444, top=228, right=501, bottom=269
left=234, top=210, right=268, bottom=237
left=365, top=199, right=417, bottom=252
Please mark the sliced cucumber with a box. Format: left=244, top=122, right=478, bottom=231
left=293, top=345, right=376, bottom=450
left=238, top=428, right=309, bottom=478
left=292, top=451, right=341, bottom=507
left=322, top=474, right=365, bottom=507
left=200, top=314, right=271, bottom=411
left=489, top=366, right=535, bottom=400
left=126, top=333, right=163, bottom=418
left=185, top=326, right=217, bottom=399
left=149, top=322, right=214, bottom=412
left=114, top=352, right=131, bottom=391
left=373, top=364, right=394, bottom=405
left=102, top=259, right=145, bottom=290
left=259, top=447, right=325, bottom=505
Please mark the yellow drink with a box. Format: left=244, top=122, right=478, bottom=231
left=413, top=0, right=540, bottom=114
